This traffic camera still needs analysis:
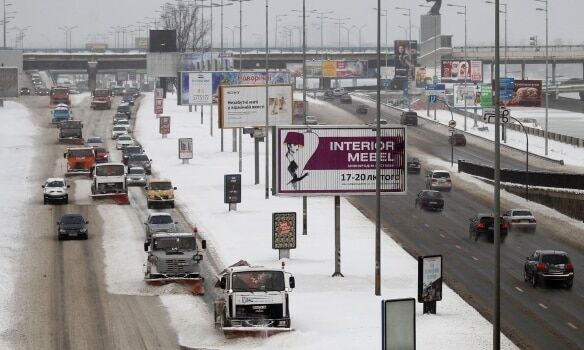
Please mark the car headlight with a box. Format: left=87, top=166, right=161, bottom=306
left=59, top=229, right=65, bottom=233
left=80, top=228, right=87, bottom=233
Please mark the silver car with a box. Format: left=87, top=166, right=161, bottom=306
left=126, top=166, right=147, bottom=186
left=503, top=209, right=537, bottom=232
left=425, top=170, right=452, bottom=191
left=144, top=212, right=178, bottom=241
left=42, top=177, right=70, bottom=204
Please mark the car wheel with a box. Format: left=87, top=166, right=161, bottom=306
left=531, top=274, right=537, bottom=288
left=147, top=202, right=152, bottom=209
left=43, top=199, right=47, bottom=205
left=565, top=280, right=573, bottom=289
left=523, top=270, right=529, bottom=282
left=81, top=233, right=88, bottom=240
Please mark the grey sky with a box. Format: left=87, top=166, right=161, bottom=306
left=7, top=0, right=584, bottom=49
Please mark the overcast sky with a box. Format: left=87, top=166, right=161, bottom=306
left=8, top=0, right=584, bottom=49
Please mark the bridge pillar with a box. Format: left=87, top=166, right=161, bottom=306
left=521, top=62, right=526, bottom=80
left=87, top=61, right=98, bottom=91
left=322, top=77, right=332, bottom=90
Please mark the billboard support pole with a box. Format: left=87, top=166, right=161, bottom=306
left=332, top=196, right=344, bottom=277
left=238, top=128, right=242, bottom=172
left=210, top=104, right=213, bottom=136
left=189, top=105, right=192, bottom=112
left=265, top=0, right=270, bottom=199
left=374, top=0, right=382, bottom=296
left=302, top=196, right=307, bottom=235
left=233, top=129, right=237, bottom=152
left=254, top=137, right=259, bottom=184
left=200, top=105, right=204, bottom=124
left=302, top=0, right=308, bottom=236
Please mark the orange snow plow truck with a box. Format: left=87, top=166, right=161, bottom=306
left=50, top=86, right=71, bottom=108
left=63, top=147, right=96, bottom=176
left=90, top=88, right=112, bottom=110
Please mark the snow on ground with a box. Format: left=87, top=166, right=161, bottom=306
left=119, top=93, right=518, bottom=349
left=0, top=102, right=40, bottom=348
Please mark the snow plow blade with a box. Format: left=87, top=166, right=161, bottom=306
left=222, top=327, right=293, bottom=338
left=65, top=171, right=91, bottom=177
left=145, top=277, right=205, bottom=295
left=90, top=193, right=130, bottom=205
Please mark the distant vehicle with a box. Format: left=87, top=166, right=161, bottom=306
left=86, top=136, right=104, bottom=148
left=35, top=87, right=50, bottom=96
left=42, top=177, right=70, bottom=204
left=503, top=209, right=537, bottom=232
left=468, top=214, right=508, bottom=242
left=126, top=166, right=147, bottom=186
left=127, top=153, right=152, bottom=175
left=449, top=132, right=466, bottom=146
left=323, top=90, right=335, bottom=100
left=356, top=104, right=368, bottom=114
left=122, top=94, right=135, bottom=106
left=116, top=134, right=134, bottom=149
left=340, top=94, right=352, bottom=104
left=144, top=212, right=177, bottom=241
left=111, top=86, right=125, bottom=96
left=57, top=213, right=89, bottom=240
left=111, top=125, right=129, bottom=139
left=113, top=114, right=129, bottom=125
left=19, top=87, right=31, bottom=96
left=94, top=147, right=109, bottom=163
left=425, top=170, right=452, bottom=191
left=63, top=147, right=96, bottom=176
left=379, top=118, right=388, bottom=125
left=91, top=163, right=127, bottom=199
left=400, top=111, right=418, bottom=126
left=49, top=86, right=71, bottom=108
left=58, top=120, right=84, bottom=144
left=50, top=107, right=72, bottom=125
left=332, top=88, right=345, bottom=97
left=145, top=178, right=176, bottom=209
left=69, top=89, right=81, bottom=94
left=90, top=89, right=113, bottom=110
left=407, top=157, right=421, bottom=174
left=415, top=190, right=444, bottom=211
left=122, top=145, right=143, bottom=165
left=125, top=87, right=141, bottom=98
left=305, top=115, right=318, bottom=125
left=117, top=103, right=131, bottom=118
left=524, top=250, right=574, bottom=289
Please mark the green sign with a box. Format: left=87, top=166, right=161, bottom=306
left=480, top=84, right=493, bottom=108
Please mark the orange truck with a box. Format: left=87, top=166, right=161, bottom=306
left=90, top=88, right=113, bottom=110
left=50, top=86, right=71, bottom=108
left=63, top=147, right=96, bottom=176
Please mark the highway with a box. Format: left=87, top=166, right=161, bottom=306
left=305, top=94, right=584, bottom=349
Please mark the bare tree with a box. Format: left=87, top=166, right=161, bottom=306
left=160, top=0, right=210, bottom=52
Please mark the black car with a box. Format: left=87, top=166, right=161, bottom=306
left=122, top=94, right=135, bottom=106
left=117, top=103, right=131, bottom=118
left=127, top=153, right=152, bottom=174
left=400, top=111, right=418, bottom=126
left=323, top=90, right=335, bottom=100
left=340, top=94, right=352, bottom=104
left=468, top=214, right=508, bottom=242
left=356, top=104, right=368, bottom=114
left=57, top=214, right=89, bottom=240
left=126, top=87, right=141, bottom=98
left=407, top=157, right=421, bottom=174
left=524, top=250, right=574, bottom=289
left=415, top=190, right=444, bottom=211
left=19, top=87, right=31, bottom=96
left=121, top=145, right=143, bottom=165
left=449, top=132, right=466, bottom=146
left=35, top=87, right=50, bottom=96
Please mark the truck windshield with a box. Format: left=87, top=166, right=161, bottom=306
left=53, top=110, right=69, bottom=118
left=153, top=237, right=195, bottom=251
left=94, top=90, right=110, bottom=97
left=60, top=129, right=80, bottom=137
left=231, top=271, right=285, bottom=292
left=150, top=182, right=172, bottom=190
left=69, top=149, right=94, bottom=157
left=95, top=165, right=125, bottom=176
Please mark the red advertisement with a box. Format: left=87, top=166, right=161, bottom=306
left=154, top=98, right=164, bottom=115
left=504, top=80, right=543, bottom=107
left=159, top=116, right=171, bottom=135
left=441, top=60, right=483, bottom=83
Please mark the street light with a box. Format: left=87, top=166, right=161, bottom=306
left=59, top=25, right=78, bottom=52
left=485, top=1, right=507, bottom=77
left=447, top=3, right=468, bottom=131
left=274, top=14, right=288, bottom=49
left=2, top=0, right=13, bottom=49
left=11, top=25, right=29, bottom=48
left=373, top=8, right=388, bottom=67
left=395, top=6, right=411, bottom=40
left=357, top=24, right=367, bottom=52
left=310, top=10, right=333, bottom=53
left=535, top=0, right=549, bottom=156
left=330, top=16, right=350, bottom=51
left=341, top=25, right=356, bottom=48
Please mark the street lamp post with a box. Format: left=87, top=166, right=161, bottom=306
left=225, top=26, right=235, bottom=49
left=447, top=3, right=468, bottom=131
left=374, top=0, right=382, bottom=296
left=535, top=0, right=549, bottom=156
left=485, top=1, right=508, bottom=77
left=357, top=24, right=367, bottom=52
left=310, top=10, right=333, bottom=53
left=214, top=1, right=234, bottom=152
left=331, top=16, right=350, bottom=51
left=341, top=25, right=356, bottom=48
left=373, top=8, right=388, bottom=67
left=274, top=14, right=287, bottom=49
left=396, top=6, right=412, bottom=108
left=2, top=0, right=13, bottom=49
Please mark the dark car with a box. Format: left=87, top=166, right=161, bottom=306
left=468, top=214, right=508, bottom=242
left=57, top=214, right=89, bottom=240
left=415, top=190, right=444, bottom=211
left=122, top=94, right=135, bottom=106
left=117, top=103, right=131, bottom=118
left=122, top=145, right=143, bottom=165
left=407, top=157, right=421, bottom=174
left=449, top=132, right=466, bottom=146
left=126, top=87, right=141, bottom=98
left=19, top=87, right=31, bottom=96
left=323, top=90, right=335, bottom=100
left=127, top=153, right=152, bottom=174
left=400, top=111, right=418, bottom=126
left=111, top=87, right=125, bottom=96
left=35, top=87, right=50, bottom=96
left=524, top=250, right=574, bottom=289
left=94, top=147, right=109, bottom=163
left=356, top=104, right=368, bottom=114
left=340, top=94, right=352, bottom=104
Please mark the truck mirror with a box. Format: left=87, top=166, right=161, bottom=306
left=143, top=241, right=150, bottom=252
left=144, top=186, right=149, bottom=190
left=220, top=276, right=226, bottom=289
left=201, top=240, right=206, bottom=250
left=289, top=276, right=296, bottom=289
left=173, top=187, right=177, bottom=190
left=63, top=152, right=67, bottom=158
left=41, top=185, right=45, bottom=188
left=67, top=185, right=70, bottom=188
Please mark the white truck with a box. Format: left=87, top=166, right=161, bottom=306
left=90, top=163, right=129, bottom=204
left=214, top=261, right=295, bottom=334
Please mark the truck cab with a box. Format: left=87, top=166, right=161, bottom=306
left=51, top=106, right=72, bottom=125
left=63, top=147, right=96, bottom=176
left=91, top=163, right=126, bottom=196
left=145, top=178, right=176, bottom=209
left=58, top=120, right=83, bottom=144
left=90, top=89, right=113, bottom=110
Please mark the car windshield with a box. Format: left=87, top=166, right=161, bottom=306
left=149, top=215, right=173, bottom=224
left=433, top=172, right=450, bottom=179
left=513, top=210, right=532, bottom=216
left=118, top=136, right=131, bottom=141
left=60, top=129, right=79, bottom=137
left=128, top=168, right=145, bottom=175
left=408, top=157, right=419, bottom=163
left=95, top=164, right=125, bottom=176
left=46, top=180, right=65, bottom=187
left=61, top=215, right=85, bottom=225
left=153, top=236, right=195, bottom=251
left=114, top=126, right=126, bottom=131
left=542, top=254, right=569, bottom=265
left=150, top=181, right=172, bottom=190
left=424, top=191, right=442, bottom=199
left=231, top=271, right=285, bottom=292
left=131, top=155, right=149, bottom=161
left=53, top=110, right=69, bottom=118
left=87, top=137, right=101, bottom=143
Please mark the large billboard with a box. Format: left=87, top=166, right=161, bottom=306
left=286, top=60, right=369, bottom=78
left=218, top=84, right=293, bottom=128
left=453, top=84, right=481, bottom=108
left=441, top=59, right=483, bottom=83
left=504, top=79, right=542, bottom=107
left=275, top=126, right=406, bottom=196
left=180, top=72, right=213, bottom=105
left=0, top=67, right=18, bottom=98
left=394, top=40, right=418, bottom=80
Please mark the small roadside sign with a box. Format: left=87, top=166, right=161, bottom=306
left=448, top=120, right=456, bottom=128
left=159, top=116, right=170, bottom=135
left=429, top=95, right=438, bottom=103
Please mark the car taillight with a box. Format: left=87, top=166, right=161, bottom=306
left=529, top=218, right=536, bottom=223
left=501, top=222, right=508, bottom=229
left=536, top=262, right=547, bottom=271
left=477, top=223, right=486, bottom=229
left=432, top=179, right=437, bottom=183
left=446, top=179, right=451, bottom=182
left=565, top=262, right=574, bottom=273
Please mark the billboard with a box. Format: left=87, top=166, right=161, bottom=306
left=335, top=60, right=368, bottom=78
left=453, top=84, right=480, bottom=108
left=219, top=84, right=293, bottom=128
left=480, top=84, right=493, bottom=108
left=178, top=138, right=193, bottom=159
left=322, top=61, right=337, bottom=77
left=272, top=212, right=297, bottom=250
left=0, top=67, right=18, bottom=98
left=85, top=43, right=108, bottom=52
left=382, top=299, right=416, bottom=350
left=504, top=80, right=542, bottom=107
left=149, top=30, right=177, bottom=52
left=180, top=72, right=213, bottom=105
left=415, top=67, right=432, bottom=88
left=394, top=40, right=417, bottom=80
left=441, top=59, right=483, bottom=83
left=418, top=255, right=443, bottom=303
left=159, top=116, right=170, bottom=134
left=275, top=126, right=406, bottom=196
left=288, top=60, right=369, bottom=78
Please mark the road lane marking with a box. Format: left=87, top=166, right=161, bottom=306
left=455, top=245, right=462, bottom=249
left=567, top=322, right=577, bottom=330
left=538, top=303, right=548, bottom=309
left=412, top=215, right=417, bottom=219
left=424, top=223, right=430, bottom=228
left=439, top=233, right=446, bottom=238
left=471, top=256, right=479, bottom=261
left=515, top=287, right=524, bottom=293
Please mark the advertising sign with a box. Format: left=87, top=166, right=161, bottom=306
left=180, top=72, right=213, bottom=105
left=154, top=97, right=164, bottom=115
left=292, top=100, right=307, bottom=117
left=336, top=60, right=368, bottom=78
left=286, top=63, right=303, bottom=77
left=275, top=126, right=406, bottom=196
left=394, top=40, right=418, bottom=80
left=480, top=84, right=493, bottom=108
left=415, top=67, right=432, bottom=88
left=224, top=174, right=241, bottom=203
left=424, top=83, right=446, bottom=96
left=155, top=88, right=164, bottom=99
left=135, top=37, right=149, bottom=49
left=322, top=61, right=337, bottom=77
left=382, top=298, right=416, bottom=350
left=453, top=84, right=480, bottom=108
left=305, top=61, right=322, bottom=77
left=380, top=66, right=395, bottom=80
left=417, top=255, right=443, bottom=303
left=159, top=116, right=170, bottom=135
left=219, top=84, right=293, bottom=128
left=178, top=138, right=193, bottom=159
left=496, top=77, right=515, bottom=101
left=504, top=80, right=542, bottom=107
left=272, top=212, right=297, bottom=249
left=0, top=67, right=18, bottom=98
left=441, top=59, right=483, bottom=83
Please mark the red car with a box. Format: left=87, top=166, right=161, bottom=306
left=94, top=147, right=109, bottom=163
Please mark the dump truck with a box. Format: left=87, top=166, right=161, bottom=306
left=90, top=163, right=129, bottom=204
left=63, top=147, right=95, bottom=176
left=58, top=120, right=84, bottom=144
left=90, top=88, right=113, bottom=110
left=50, top=106, right=72, bottom=125
left=49, top=86, right=71, bottom=108
left=214, top=261, right=295, bottom=335
left=144, top=232, right=206, bottom=295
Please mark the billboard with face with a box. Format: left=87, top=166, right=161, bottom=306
left=394, top=40, right=418, bottom=80
left=441, top=60, right=483, bottom=83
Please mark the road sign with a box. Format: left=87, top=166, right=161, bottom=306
left=429, top=95, right=438, bottom=103
left=425, top=83, right=446, bottom=96
left=482, top=107, right=510, bottom=123
left=448, top=120, right=456, bottom=128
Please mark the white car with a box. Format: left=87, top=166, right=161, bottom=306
left=111, top=125, right=129, bottom=139
left=126, top=166, right=147, bottom=186
left=305, top=115, right=318, bottom=125
left=114, top=119, right=131, bottom=131
left=332, top=88, right=345, bottom=97
left=503, top=209, right=537, bottom=232
left=42, top=177, right=70, bottom=204
left=425, top=170, right=452, bottom=191
left=86, top=136, right=104, bottom=148
left=116, top=134, right=134, bottom=149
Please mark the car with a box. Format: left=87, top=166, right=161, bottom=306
left=400, top=111, right=419, bottom=126
left=116, top=134, right=134, bottom=149
left=117, top=103, right=131, bottom=118
left=305, top=115, right=318, bottom=125
left=425, top=170, right=452, bottom=191
left=524, top=250, right=574, bottom=289
left=323, top=90, right=335, bottom=100
left=126, top=87, right=141, bottom=98
left=503, top=209, right=537, bottom=232
left=19, top=87, right=31, bottom=96
left=113, top=115, right=129, bottom=125
left=356, top=104, right=368, bottom=114
left=122, top=145, right=143, bottom=164
left=86, top=136, right=104, bottom=148
left=127, top=153, right=152, bottom=174
left=126, top=166, right=148, bottom=186
left=69, top=89, right=81, bottom=95
left=122, top=94, right=135, bottom=105
left=449, top=132, right=467, bottom=146
left=94, top=147, right=109, bottom=163
left=111, top=125, right=129, bottom=139
left=145, top=178, right=177, bottom=209
left=415, top=190, right=444, bottom=211
left=35, top=87, right=50, bottom=96
left=113, top=119, right=131, bottom=132
left=407, top=157, right=421, bottom=174
left=42, top=177, right=70, bottom=204
left=56, top=213, right=89, bottom=240
left=332, top=88, right=345, bottom=97
left=144, top=212, right=178, bottom=241
left=340, top=94, right=352, bottom=104
left=468, top=213, right=508, bottom=242
left=111, top=86, right=124, bottom=96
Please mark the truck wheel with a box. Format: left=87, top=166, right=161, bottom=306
left=531, top=274, right=537, bottom=288
left=170, top=202, right=175, bottom=209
